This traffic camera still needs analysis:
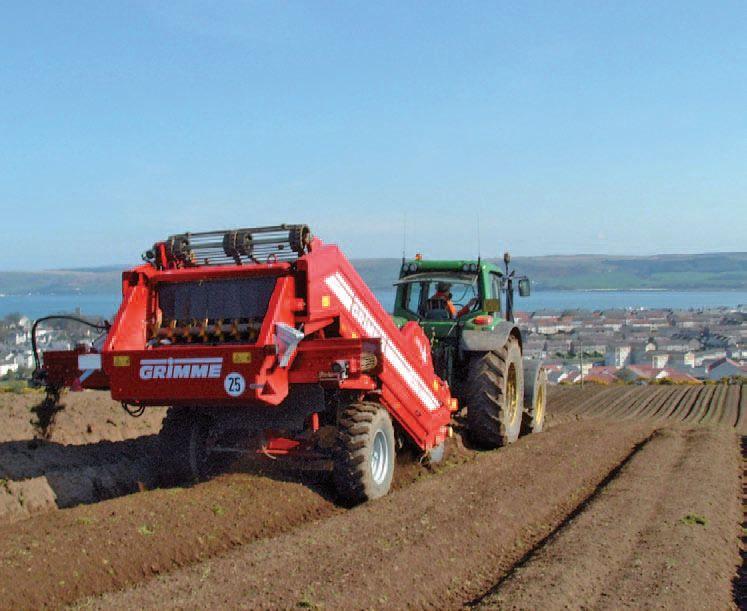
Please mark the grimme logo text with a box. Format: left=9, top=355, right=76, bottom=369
left=139, top=357, right=223, bottom=380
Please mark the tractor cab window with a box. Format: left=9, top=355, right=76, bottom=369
left=396, top=273, right=478, bottom=321
left=404, top=282, right=423, bottom=315
left=490, top=272, right=503, bottom=299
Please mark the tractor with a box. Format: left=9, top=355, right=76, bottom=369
left=391, top=253, right=546, bottom=448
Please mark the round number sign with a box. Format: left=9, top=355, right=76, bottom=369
left=224, top=372, right=246, bottom=397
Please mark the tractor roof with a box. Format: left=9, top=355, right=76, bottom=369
left=393, top=272, right=477, bottom=286
left=400, top=258, right=502, bottom=275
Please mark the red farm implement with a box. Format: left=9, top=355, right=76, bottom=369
left=33, top=224, right=455, bottom=501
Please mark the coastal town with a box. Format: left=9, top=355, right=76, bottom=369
left=516, top=305, right=747, bottom=384
left=1, top=305, right=746, bottom=387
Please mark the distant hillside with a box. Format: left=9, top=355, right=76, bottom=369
left=511, top=252, right=747, bottom=290
left=2, top=252, right=746, bottom=294
left=0, top=270, right=121, bottom=295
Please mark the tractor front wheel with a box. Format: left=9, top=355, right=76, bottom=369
left=333, top=401, right=395, bottom=503
left=464, top=338, right=524, bottom=448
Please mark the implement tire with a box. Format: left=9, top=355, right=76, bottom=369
left=521, top=360, right=547, bottom=435
left=159, top=408, right=211, bottom=485
left=334, top=401, right=395, bottom=503
left=465, top=338, right=524, bottom=448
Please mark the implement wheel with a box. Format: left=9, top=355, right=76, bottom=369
left=521, top=360, right=547, bottom=435
left=465, top=337, right=524, bottom=448
left=159, top=408, right=211, bottom=484
left=334, top=401, right=395, bottom=503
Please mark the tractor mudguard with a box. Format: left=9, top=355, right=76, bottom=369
left=459, top=322, right=522, bottom=355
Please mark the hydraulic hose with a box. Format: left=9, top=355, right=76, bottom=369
left=31, top=315, right=110, bottom=372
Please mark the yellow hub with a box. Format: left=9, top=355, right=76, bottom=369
left=506, top=363, right=520, bottom=426
left=535, top=381, right=545, bottom=425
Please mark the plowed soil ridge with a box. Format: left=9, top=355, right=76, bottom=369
left=549, top=383, right=747, bottom=434
left=734, top=435, right=747, bottom=608
left=475, top=426, right=740, bottom=610
left=0, top=385, right=742, bottom=608
left=86, top=421, right=653, bottom=609
left=467, top=429, right=657, bottom=607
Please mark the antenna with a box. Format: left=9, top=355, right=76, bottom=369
left=476, top=212, right=482, bottom=263
left=401, top=212, right=407, bottom=263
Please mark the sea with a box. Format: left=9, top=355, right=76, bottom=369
left=2, top=289, right=746, bottom=320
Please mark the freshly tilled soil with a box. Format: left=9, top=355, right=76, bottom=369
left=549, top=383, right=747, bottom=433
left=0, top=472, right=339, bottom=608
left=0, top=385, right=743, bottom=608
left=475, top=426, right=741, bottom=609
left=0, top=392, right=166, bottom=524
left=86, top=420, right=654, bottom=609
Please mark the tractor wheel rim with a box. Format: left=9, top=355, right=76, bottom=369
left=536, top=381, right=546, bottom=424
left=506, top=364, right=519, bottom=425
left=371, top=430, right=389, bottom=485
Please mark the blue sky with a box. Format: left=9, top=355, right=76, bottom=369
left=1, top=1, right=745, bottom=269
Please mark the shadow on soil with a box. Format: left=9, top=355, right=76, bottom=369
left=0, top=436, right=162, bottom=509
left=0, top=412, right=473, bottom=517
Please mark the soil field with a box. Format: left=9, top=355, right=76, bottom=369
left=547, top=382, right=747, bottom=432
left=0, top=392, right=166, bottom=524
left=0, top=385, right=743, bottom=608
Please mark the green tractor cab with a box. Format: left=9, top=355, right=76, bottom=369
left=392, top=254, right=545, bottom=449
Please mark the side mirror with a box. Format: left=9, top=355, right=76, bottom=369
left=518, top=278, right=531, bottom=297
left=484, top=298, right=500, bottom=313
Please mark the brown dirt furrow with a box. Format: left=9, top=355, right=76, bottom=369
left=701, top=382, right=727, bottom=425
left=0, top=391, right=166, bottom=445
left=605, top=386, right=648, bottom=420
left=628, top=386, right=664, bottom=420
left=736, top=385, right=747, bottom=434
left=569, top=385, right=613, bottom=418
left=651, top=386, right=689, bottom=421
left=574, top=386, right=622, bottom=417
left=592, top=386, right=640, bottom=419
left=545, top=386, right=591, bottom=426
left=586, top=386, right=629, bottom=417
left=637, top=386, right=680, bottom=420
left=86, top=420, right=653, bottom=610
left=684, top=384, right=716, bottom=423
left=561, top=386, right=613, bottom=418
left=671, top=385, right=702, bottom=422
left=733, top=435, right=747, bottom=607
left=0, top=472, right=339, bottom=608
left=657, top=386, right=691, bottom=419
left=722, top=384, right=741, bottom=428
left=546, top=385, right=581, bottom=412
left=475, top=426, right=741, bottom=610
left=0, top=392, right=167, bottom=526
left=619, top=386, right=665, bottom=421
left=0, top=436, right=162, bottom=524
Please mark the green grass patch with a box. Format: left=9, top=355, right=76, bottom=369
left=681, top=513, right=707, bottom=526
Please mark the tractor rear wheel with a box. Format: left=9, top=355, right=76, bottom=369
left=464, top=338, right=524, bottom=448
left=521, top=360, right=547, bottom=435
left=333, top=401, right=395, bottom=503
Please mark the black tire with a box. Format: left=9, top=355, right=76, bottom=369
left=334, top=401, right=396, bottom=503
left=521, top=360, right=547, bottom=435
left=465, top=337, right=524, bottom=448
left=159, top=408, right=211, bottom=484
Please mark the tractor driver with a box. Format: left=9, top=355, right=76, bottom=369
left=430, top=281, right=477, bottom=319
